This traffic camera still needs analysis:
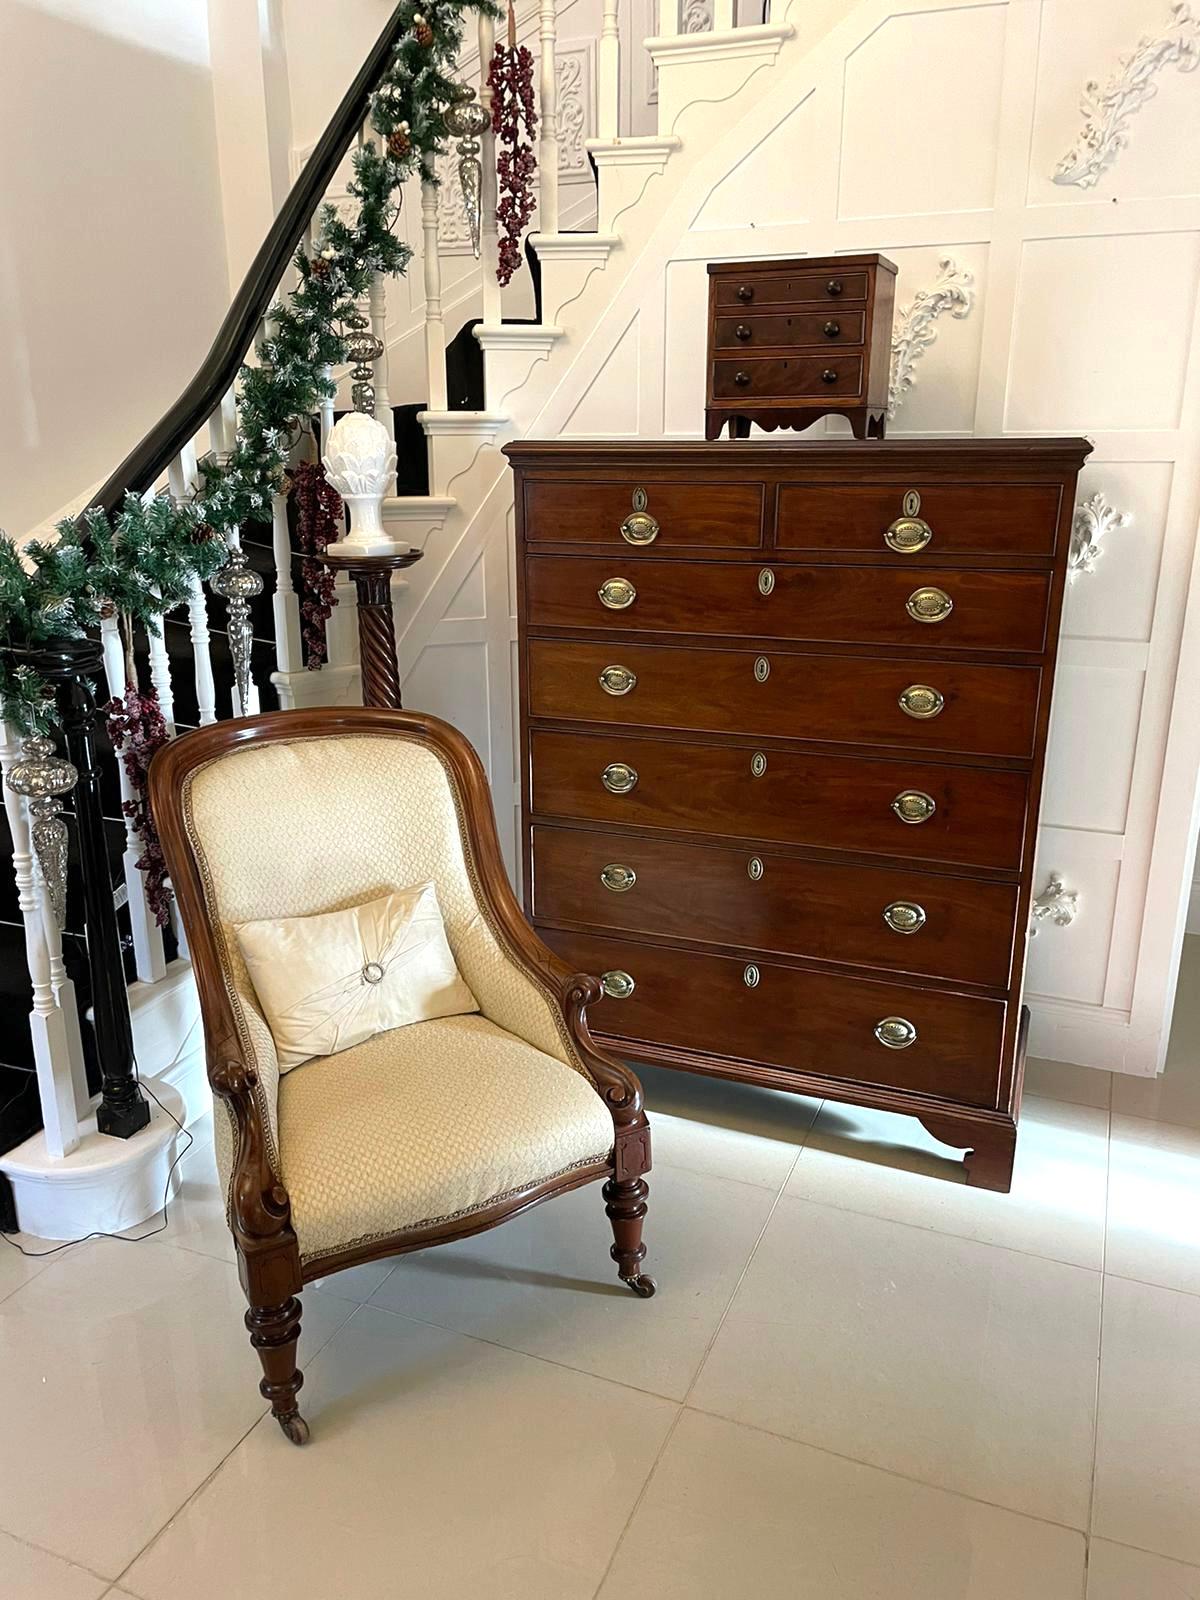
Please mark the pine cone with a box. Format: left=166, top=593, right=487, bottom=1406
left=388, top=124, right=411, bottom=159
left=310, top=256, right=331, bottom=282
left=413, top=13, right=433, bottom=45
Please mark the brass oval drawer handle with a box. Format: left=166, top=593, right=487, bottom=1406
left=601, top=762, right=639, bottom=795
left=754, top=655, right=770, bottom=683
left=821, top=368, right=838, bottom=384
left=892, top=789, right=936, bottom=825
left=599, top=665, right=637, bottom=697
left=823, top=320, right=840, bottom=338
left=747, top=856, right=764, bottom=881
left=744, top=964, right=761, bottom=988
left=874, top=1016, right=917, bottom=1049
left=885, top=515, right=933, bottom=554
left=758, top=568, right=775, bottom=596
left=620, top=511, right=659, bottom=545
left=883, top=900, right=926, bottom=935
left=600, top=863, right=637, bottom=894
left=898, top=684, right=945, bottom=720
left=735, top=323, right=752, bottom=342
left=750, top=751, right=767, bottom=778
left=601, top=970, right=635, bottom=999
left=734, top=370, right=751, bottom=387
left=906, top=586, right=953, bottom=624
left=598, top=576, right=636, bottom=610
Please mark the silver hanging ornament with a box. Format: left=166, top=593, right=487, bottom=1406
left=342, top=306, right=385, bottom=415
left=445, top=84, right=489, bottom=259
left=6, top=734, right=78, bottom=931
left=210, top=544, right=263, bottom=713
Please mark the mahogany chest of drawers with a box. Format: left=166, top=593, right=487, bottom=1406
left=506, top=438, right=1091, bottom=1192
left=705, top=254, right=897, bottom=442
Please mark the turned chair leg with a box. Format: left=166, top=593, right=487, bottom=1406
left=246, top=1296, right=309, bottom=1444
left=603, top=1176, right=656, bottom=1299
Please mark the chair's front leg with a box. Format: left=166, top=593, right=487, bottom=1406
left=603, top=1175, right=656, bottom=1298
left=246, top=1296, right=308, bottom=1444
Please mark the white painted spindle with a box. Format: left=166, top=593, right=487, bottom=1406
left=538, top=0, right=560, bottom=234
left=712, top=0, right=735, bottom=28
left=145, top=591, right=177, bottom=738
left=270, top=488, right=302, bottom=679
left=99, top=615, right=167, bottom=985
left=478, top=13, right=503, bottom=325
left=167, top=446, right=218, bottom=726
left=421, top=178, right=449, bottom=410
left=0, top=722, right=81, bottom=1159
left=658, top=0, right=680, bottom=36
left=33, top=857, right=89, bottom=1121
left=598, top=0, right=620, bottom=138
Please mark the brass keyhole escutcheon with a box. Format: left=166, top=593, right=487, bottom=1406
left=600, top=970, right=635, bottom=999
left=906, top=586, right=953, bottom=624
left=898, top=684, right=945, bottom=720
left=885, top=516, right=933, bottom=554
left=747, top=856, right=764, bottom=881
left=758, top=568, right=775, bottom=596
left=883, top=901, right=926, bottom=935
left=874, top=1016, right=917, bottom=1049
left=903, top=489, right=922, bottom=517
left=750, top=752, right=767, bottom=778
left=601, top=762, right=638, bottom=795
left=744, top=964, right=761, bottom=988
left=892, top=789, right=936, bottom=825
left=600, top=863, right=637, bottom=894
left=599, top=665, right=637, bottom=697
left=754, top=656, right=770, bottom=683
left=598, top=576, right=636, bottom=610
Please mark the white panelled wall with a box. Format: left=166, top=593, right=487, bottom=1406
left=364, top=0, right=1200, bottom=1082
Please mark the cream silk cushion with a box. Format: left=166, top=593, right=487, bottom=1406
left=278, top=1013, right=614, bottom=1264
left=235, top=883, right=478, bottom=1071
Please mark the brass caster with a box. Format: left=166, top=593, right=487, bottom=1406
left=625, top=1274, right=657, bottom=1299
left=277, top=1411, right=310, bottom=1446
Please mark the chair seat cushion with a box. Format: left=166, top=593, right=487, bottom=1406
left=277, top=1014, right=614, bottom=1266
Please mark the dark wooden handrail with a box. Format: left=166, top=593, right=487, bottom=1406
left=86, top=3, right=408, bottom=523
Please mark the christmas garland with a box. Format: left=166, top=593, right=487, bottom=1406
left=488, top=5, right=537, bottom=287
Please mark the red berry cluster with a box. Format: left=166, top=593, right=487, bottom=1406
left=488, top=42, right=537, bottom=286
left=105, top=685, right=172, bottom=926
left=290, top=461, right=343, bottom=667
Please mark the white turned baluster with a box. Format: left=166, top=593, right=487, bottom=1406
left=421, top=178, right=449, bottom=410
left=658, top=0, right=680, bottom=35
left=100, top=615, right=168, bottom=985
left=145, top=590, right=176, bottom=738
left=368, top=274, right=398, bottom=494
left=712, top=0, right=735, bottom=26
left=271, top=487, right=303, bottom=679
left=598, top=0, right=620, bottom=138
left=478, top=13, right=503, bottom=325
left=168, top=447, right=218, bottom=727
left=33, top=858, right=89, bottom=1120
left=0, top=723, right=80, bottom=1158
left=538, top=0, right=560, bottom=234
left=219, top=386, right=239, bottom=455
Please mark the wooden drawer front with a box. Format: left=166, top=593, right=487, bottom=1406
left=711, top=355, right=863, bottom=401
left=524, top=479, right=764, bottom=551
left=713, top=311, right=865, bottom=351
left=778, top=482, right=1062, bottom=557
left=531, top=827, right=1019, bottom=989
left=530, top=730, right=1029, bottom=871
left=713, top=271, right=869, bottom=309
left=542, top=929, right=1006, bottom=1109
left=527, top=639, right=1041, bottom=760
left=526, top=556, right=1050, bottom=654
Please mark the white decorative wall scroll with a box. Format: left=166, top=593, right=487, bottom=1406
left=1052, top=2, right=1199, bottom=189
left=556, top=48, right=591, bottom=176
left=1030, top=875, right=1079, bottom=934
left=436, top=152, right=474, bottom=251
left=682, top=0, right=715, bottom=31
left=1069, top=490, right=1133, bottom=580
left=888, top=258, right=974, bottom=416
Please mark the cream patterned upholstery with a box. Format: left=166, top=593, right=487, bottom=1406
left=278, top=1014, right=613, bottom=1264
left=180, top=732, right=603, bottom=1226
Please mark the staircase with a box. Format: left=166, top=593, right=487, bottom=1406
left=0, top=0, right=825, bottom=1225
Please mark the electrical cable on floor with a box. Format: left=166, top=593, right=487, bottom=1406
left=0, top=1069, right=195, bottom=1258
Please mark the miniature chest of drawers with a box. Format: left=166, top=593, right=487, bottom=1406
left=705, top=254, right=898, bottom=442
left=505, top=437, right=1091, bottom=1192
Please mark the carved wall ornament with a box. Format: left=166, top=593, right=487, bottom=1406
left=682, top=0, right=715, bottom=31
left=556, top=49, right=590, bottom=176
left=1030, top=875, right=1079, bottom=934
left=1069, top=490, right=1133, bottom=580
left=435, top=153, right=474, bottom=251
left=888, top=258, right=974, bottom=417
left=1053, top=3, right=1199, bottom=189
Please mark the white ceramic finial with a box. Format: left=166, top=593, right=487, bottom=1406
left=322, top=411, right=398, bottom=555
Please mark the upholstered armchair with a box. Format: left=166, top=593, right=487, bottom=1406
left=149, top=708, right=654, bottom=1445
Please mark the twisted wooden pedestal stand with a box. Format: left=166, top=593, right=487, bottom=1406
left=319, top=549, right=423, bottom=707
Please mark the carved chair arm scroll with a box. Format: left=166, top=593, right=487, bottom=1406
left=209, top=1056, right=292, bottom=1245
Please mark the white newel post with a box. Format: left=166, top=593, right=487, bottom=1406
left=598, top=0, right=620, bottom=138
left=0, top=723, right=81, bottom=1160
left=100, top=615, right=168, bottom=985
left=421, top=178, right=449, bottom=410
left=538, top=0, right=560, bottom=234
left=478, top=13, right=503, bottom=325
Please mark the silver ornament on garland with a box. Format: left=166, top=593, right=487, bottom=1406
left=445, top=84, right=490, bottom=259
left=342, top=307, right=385, bottom=415
left=6, top=734, right=77, bottom=930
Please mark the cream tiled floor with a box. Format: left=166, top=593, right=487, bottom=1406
left=3, top=1000, right=1200, bottom=1596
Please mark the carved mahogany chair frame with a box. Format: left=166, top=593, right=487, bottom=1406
left=149, top=707, right=654, bottom=1444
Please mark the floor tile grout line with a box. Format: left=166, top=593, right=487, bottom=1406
left=0, top=1522, right=113, bottom=1587
left=681, top=1402, right=1095, bottom=1543
left=1084, top=1532, right=1200, bottom=1574
left=587, top=1405, right=687, bottom=1600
